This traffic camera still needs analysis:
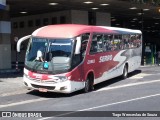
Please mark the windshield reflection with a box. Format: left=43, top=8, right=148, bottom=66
left=25, top=37, right=74, bottom=74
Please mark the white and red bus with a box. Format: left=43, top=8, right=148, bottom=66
left=17, top=24, right=142, bottom=93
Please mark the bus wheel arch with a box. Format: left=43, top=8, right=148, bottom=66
left=121, top=63, right=128, bottom=79
left=83, top=72, right=94, bottom=93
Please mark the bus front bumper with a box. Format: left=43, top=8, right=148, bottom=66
left=23, top=75, right=84, bottom=93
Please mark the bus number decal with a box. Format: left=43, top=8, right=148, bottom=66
left=87, top=59, right=95, bottom=64
left=99, top=55, right=112, bottom=63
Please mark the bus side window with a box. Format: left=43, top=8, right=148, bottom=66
left=81, top=33, right=90, bottom=57
left=72, top=33, right=90, bottom=67
left=90, top=40, right=97, bottom=54
left=136, top=34, right=141, bottom=47
left=90, top=34, right=103, bottom=54
left=90, top=35, right=97, bottom=54
left=130, top=34, right=136, bottom=48
left=122, top=34, right=130, bottom=49
left=97, top=35, right=103, bottom=52
left=114, top=35, right=122, bottom=50
left=103, top=35, right=113, bottom=51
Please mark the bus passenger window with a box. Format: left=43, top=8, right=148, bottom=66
left=81, top=33, right=90, bottom=57
left=136, top=34, right=141, bottom=47
left=90, top=34, right=104, bottom=53
left=130, top=35, right=136, bottom=48
left=104, top=35, right=113, bottom=51
left=123, top=34, right=130, bottom=49
left=97, top=35, right=103, bottom=52
left=114, top=35, right=122, bottom=50
left=90, top=41, right=97, bottom=54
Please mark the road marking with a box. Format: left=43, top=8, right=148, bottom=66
left=94, top=79, right=160, bottom=92
left=38, top=93, right=160, bottom=120
left=78, top=93, right=160, bottom=111
left=129, top=76, right=143, bottom=79
left=0, top=98, right=50, bottom=108
left=129, top=73, right=150, bottom=79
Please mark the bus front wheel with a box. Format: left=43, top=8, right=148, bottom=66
left=83, top=76, right=94, bottom=93
left=122, top=64, right=128, bottom=79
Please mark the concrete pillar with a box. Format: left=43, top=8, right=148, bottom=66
left=0, top=3, right=11, bottom=69
left=96, top=12, right=111, bottom=26
left=70, top=10, right=88, bottom=25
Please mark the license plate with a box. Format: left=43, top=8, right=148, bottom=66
left=39, top=88, right=48, bottom=92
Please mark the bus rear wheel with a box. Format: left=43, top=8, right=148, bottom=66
left=83, top=76, right=94, bottom=93
left=121, top=64, right=128, bottom=79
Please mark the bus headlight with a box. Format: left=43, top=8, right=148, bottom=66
left=57, top=76, right=68, bottom=82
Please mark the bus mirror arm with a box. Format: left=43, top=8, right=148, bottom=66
left=17, top=35, right=31, bottom=52
left=75, top=36, right=81, bottom=55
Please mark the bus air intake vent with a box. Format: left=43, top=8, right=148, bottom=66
left=31, top=84, right=55, bottom=90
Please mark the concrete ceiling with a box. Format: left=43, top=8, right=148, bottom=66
left=6, top=0, right=160, bottom=17
left=6, top=0, right=160, bottom=31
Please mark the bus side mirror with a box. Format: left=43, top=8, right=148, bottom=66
left=17, top=35, right=31, bottom=52
left=75, top=36, right=81, bottom=55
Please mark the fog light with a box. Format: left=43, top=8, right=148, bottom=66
left=60, top=86, right=67, bottom=90
left=24, top=82, right=28, bottom=86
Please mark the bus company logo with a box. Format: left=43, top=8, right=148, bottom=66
left=99, top=55, right=112, bottom=63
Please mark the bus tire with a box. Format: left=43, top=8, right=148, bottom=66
left=121, top=64, right=128, bottom=79
left=83, top=75, right=94, bottom=93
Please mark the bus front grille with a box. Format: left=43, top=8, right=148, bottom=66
left=31, top=84, right=55, bottom=90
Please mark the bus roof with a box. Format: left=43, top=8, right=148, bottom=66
left=32, top=24, right=141, bottom=38
left=99, top=26, right=141, bottom=34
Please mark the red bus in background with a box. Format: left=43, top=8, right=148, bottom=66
left=17, top=24, right=142, bottom=93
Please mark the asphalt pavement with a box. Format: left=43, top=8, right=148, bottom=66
left=1, top=65, right=160, bottom=120
left=0, top=65, right=159, bottom=96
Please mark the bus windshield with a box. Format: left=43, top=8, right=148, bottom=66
left=25, top=37, right=74, bottom=74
